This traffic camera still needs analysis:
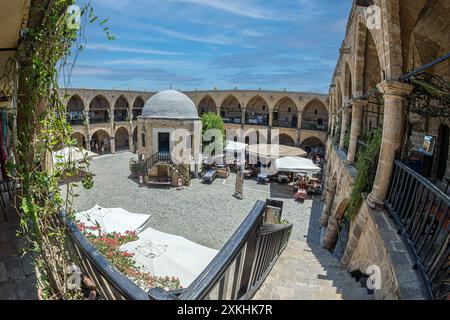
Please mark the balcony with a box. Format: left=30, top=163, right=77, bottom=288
left=89, top=117, right=110, bottom=124
left=114, top=115, right=129, bottom=122
left=273, top=119, right=297, bottom=129
left=302, top=121, right=328, bottom=132
left=246, top=117, right=269, bottom=126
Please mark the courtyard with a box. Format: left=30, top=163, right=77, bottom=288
left=68, top=151, right=324, bottom=250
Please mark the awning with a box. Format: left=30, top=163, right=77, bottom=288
left=275, top=156, right=320, bottom=175
left=248, top=144, right=307, bottom=159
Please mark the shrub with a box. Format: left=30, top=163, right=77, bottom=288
left=345, top=128, right=382, bottom=220
left=78, top=223, right=182, bottom=291
left=129, top=159, right=145, bottom=177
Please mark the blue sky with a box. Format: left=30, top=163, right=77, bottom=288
left=65, top=0, right=352, bottom=93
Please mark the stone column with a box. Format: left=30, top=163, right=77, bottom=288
left=241, top=108, right=246, bottom=127
left=367, top=80, right=413, bottom=206
left=297, top=112, right=302, bottom=130
left=128, top=134, right=133, bottom=152
left=216, top=106, right=221, bottom=116
left=320, top=185, right=336, bottom=227
left=339, top=106, right=350, bottom=150
left=110, top=115, right=115, bottom=153
left=347, top=99, right=367, bottom=162
left=110, top=136, right=116, bottom=154
left=268, top=110, right=273, bottom=127
left=84, top=110, right=91, bottom=151
left=330, top=114, right=336, bottom=137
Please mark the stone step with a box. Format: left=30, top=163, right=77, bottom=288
left=253, top=240, right=374, bottom=300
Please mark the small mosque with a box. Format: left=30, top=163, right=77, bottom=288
left=137, top=90, right=202, bottom=187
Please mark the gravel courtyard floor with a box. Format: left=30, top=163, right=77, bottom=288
left=67, top=151, right=324, bottom=250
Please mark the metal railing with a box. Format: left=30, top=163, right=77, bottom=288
left=170, top=200, right=293, bottom=300
left=385, top=161, right=450, bottom=300
left=65, top=200, right=292, bottom=300
left=64, top=213, right=150, bottom=300
left=143, top=152, right=191, bottom=184
left=272, top=119, right=297, bottom=128
left=301, top=122, right=328, bottom=132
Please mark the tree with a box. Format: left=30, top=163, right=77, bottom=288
left=201, top=112, right=225, bottom=152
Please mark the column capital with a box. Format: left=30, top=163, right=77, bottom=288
left=376, top=80, right=413, bottom=97
left=350, top=98, right=368, bottom=108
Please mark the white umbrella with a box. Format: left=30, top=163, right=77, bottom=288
left=53, top=147, right=97, bottom=165
left=121, top=227, right=218, bottom=288
left=76, top=205, right=152, bottom=234
left=224, top=141, right=247, bottom=153
left=275, top=157, right=320, bottom=176
left=248, top=144, right=307, bottom=159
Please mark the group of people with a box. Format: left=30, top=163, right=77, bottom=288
left=91, top=139, right=106, bottom=154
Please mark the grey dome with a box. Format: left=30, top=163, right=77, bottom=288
left=141, top=90, right=199, bottom=119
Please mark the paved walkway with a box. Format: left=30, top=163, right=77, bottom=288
left=0, top=202, right=38, bottom=300
left=69, top=151, right=325, bottom=250
left=67, top=151, right=373, bottom=300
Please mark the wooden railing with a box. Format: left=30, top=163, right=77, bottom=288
left=385, top=161, right=450, bottom=300
left=65, top=199, right=292, bottom=300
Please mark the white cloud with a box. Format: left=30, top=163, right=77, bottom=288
left=85, top=43, right=183, bottom=56
left=102, top=59, right=202, bottom=68
left=170, top=0, right=272, bottom=19
left=151, top=26, right=236, bottom=45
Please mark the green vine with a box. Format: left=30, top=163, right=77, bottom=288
left=407, top=73, right=450, bottom=118
left=345, top=128, right=382, bottom=220
left=0, top=0, right=112, bottom=299
left=332, top=118, right=341, bottom=145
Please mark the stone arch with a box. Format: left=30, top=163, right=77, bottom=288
left=273, top=96, right=299, bottom=128
left=246, top=95, right=269, bottom=126
left=89, top=95, right=111, bottom=124
left=401, top=0, right=450, bottom=75
left=302, top=136, right=325, bottom=148
left=220, top=95, right=242, bottom=124
left=198, top=95, right=218, bottom=116
left=132, top=96, right=145, bottom=120
left=334, top=198, right=351, bottom=224
left=344, top=62, right=353, bottom=101
left=91, top=129, right=111, bottom=154
left=360, top=27, right=383, bottom=133
left=275, top=133, right=296, bottom=147
left=114, top=95, right=129, bottom=122
left=354, top=22, right=367, bottom=96
left=71, top=131, right=86, bottom=149
left=66, top=94, right=85, bottom=125
left=115, top=126, right=130, bottom=151
left=302, top=98, right=329, bottom=131
left=132, top=127, right=138, bottom=150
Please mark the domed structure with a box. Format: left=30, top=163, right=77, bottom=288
left=142, top=90, right=199, bottom=119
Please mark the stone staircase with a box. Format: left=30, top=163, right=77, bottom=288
left=253, top=240, right=374, bottom=300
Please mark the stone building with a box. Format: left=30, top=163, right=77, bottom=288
left=136, top=90, right=202, bottom=186
left=322, top=0, right=449, bottom=300
left=61, top=88, right=330, bottom=155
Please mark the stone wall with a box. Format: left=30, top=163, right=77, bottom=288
left=341, top=198, right=427, bottom=300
